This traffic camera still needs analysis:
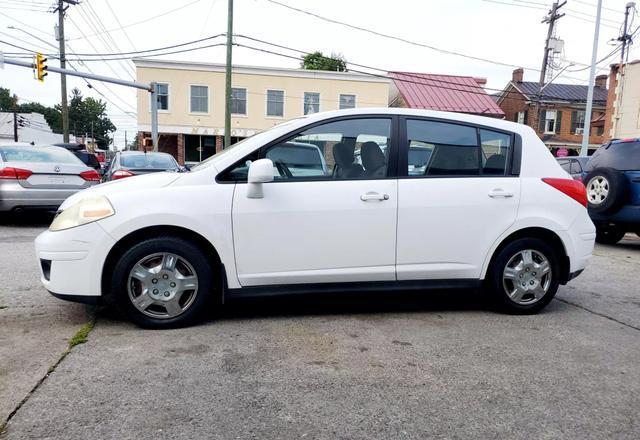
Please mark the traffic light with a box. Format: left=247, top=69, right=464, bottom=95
left=35, top=53, right=47, bottom=82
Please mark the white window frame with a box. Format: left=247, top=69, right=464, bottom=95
left=303, top=92, right=320, bottom=115
left=189, top=84, right=209, bottom=114
left=517, top=111, right=525, bottom=124
left=544, top=110, right=557, bottom=134
left=265, top=89, right=285, bottom=119
left=574, top=110, right=586, bottom=135
left=339, top=94, right=357, bottom=110
left=150, top=82, right=170, bottom=113
left=231, top=87, right=248, bottom=116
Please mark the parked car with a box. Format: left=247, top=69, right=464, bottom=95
left=0, top=144, right=101, bottom=213
left=53, top=143, right=102, bottom=172
left=102, top=151, right=181, bottom=181
left=35, top=108, right=595, bottom=328
left=582, top=138, right=640, bottom=244
left=557, top=156, right=590, bottom=180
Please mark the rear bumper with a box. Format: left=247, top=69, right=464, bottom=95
left=589, top=205, right=640, bottom=227
left=559, top=211, right=596, bottom=276
left=0, top=181, right=81, bottom=211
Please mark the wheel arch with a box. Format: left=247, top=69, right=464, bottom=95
left=101, top=225, right=225, bottom=301
left=482, top=227, right=570, bottom=284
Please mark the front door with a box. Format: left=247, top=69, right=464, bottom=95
left=228, top=117, right=399, bottom=287
left=396, top=118, right=521, bottom=280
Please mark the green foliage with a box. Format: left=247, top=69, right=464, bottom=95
left=68, top=321, right=94, bottom=348
left=0, top=87, right=15, bottom=111
left=301, top=51, right=347, bottom=72
left=68, top=88, right=116, bottom=149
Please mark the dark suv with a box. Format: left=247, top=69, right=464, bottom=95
left=582, top=138, right=640, bottom=244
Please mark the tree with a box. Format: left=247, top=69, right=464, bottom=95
left=301, top=51, right=347, bottom=72
left=67, top=88, right=116, bottom=149
left=0, top=87, right=15, bottom=111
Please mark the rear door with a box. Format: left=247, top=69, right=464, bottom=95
left=396, top=118, right=521, bottom=280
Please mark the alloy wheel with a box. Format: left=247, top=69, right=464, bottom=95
left=502, top=249, right=552, bottom=305
left=127, top=252, right=199, bottom=319
left=586, top=176, right=609, bottom=205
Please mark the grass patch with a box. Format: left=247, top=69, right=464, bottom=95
left=68, top=321, right=94, bottom=348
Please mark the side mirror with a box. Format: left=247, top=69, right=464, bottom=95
left=247, top=159, right=274, bottom=199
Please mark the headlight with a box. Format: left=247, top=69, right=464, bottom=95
left=50, top=196, right=115, bottom=231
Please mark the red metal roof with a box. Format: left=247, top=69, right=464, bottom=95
left=390, top=72, right=505, bottom=117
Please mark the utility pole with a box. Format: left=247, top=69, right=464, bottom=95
left=11, top=94, right=18, bottom=142
left=537, top=1, right=566, bottom=138
left=54, top=0, right=78, bottom=143
left=580, top=0, right=603, bottom=156
left=612, top=2, right=636, bottom=137
left=124, top=130, right=128, bottom=151
left=539, top=1, right=566, bottom=87
left=619, top=2, right=635, bottom=64
left=91, top=120, right=94, bottom=151
left=224, top=0, right=233, bottom=149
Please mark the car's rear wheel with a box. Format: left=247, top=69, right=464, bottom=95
left=487, top=238, right=560, bottom=314
left=110, top=236, right=213, bottom=328
left=595, top=224, right=626, bottom=245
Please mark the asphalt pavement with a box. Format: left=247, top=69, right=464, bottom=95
left=0, top=216, right=638, bottom=439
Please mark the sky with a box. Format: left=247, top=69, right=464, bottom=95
left=0, top=0, right=638, bottom=148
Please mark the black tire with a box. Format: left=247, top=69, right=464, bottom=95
left=583, top=167, right=628, bottom=214
left=110, top=236, right=214, bottom=328
left=595, top=224, right=626, bottom=245
left=487, top=238, right=560, bottom=315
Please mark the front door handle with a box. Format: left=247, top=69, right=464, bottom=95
left=360, top=192, right=389, bottom=202
left=488, top=189, right=514, bottom=198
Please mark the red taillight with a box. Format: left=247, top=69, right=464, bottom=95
left=80, top=169, right=101, bottom=181
left=542, top=177, right=587, bottom=207
left=112, top=170, right=134, bottom=180
left=0, top=167, right=33, bottom=180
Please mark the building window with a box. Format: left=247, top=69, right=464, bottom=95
left=573, top=110, right=586, bottom=134
left=544, top=110, right=557, bottom=134
left=156, top=83, right=169, bottom=111
left=266, top=90, right=284, bottom=117
left=517, top=111, right=525, bottom=124
left=190, top=85, right=208, bottom=113
left=231, top=88, right=247, bottom=115
left=304, top=92, right=320, bottom=115
left=339, top=94, right=356, bottom=110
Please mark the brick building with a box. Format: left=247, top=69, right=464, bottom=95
left=497, top=68, right=609, bottom=154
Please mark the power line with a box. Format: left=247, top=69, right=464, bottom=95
left=261, top=0, right=542, bottom=72
left=66, top=0, right=204, bottom=41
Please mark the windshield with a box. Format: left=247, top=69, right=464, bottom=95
left=120, top=153, right=177, bottom=169
left=0, top=146, right=82, bottom=164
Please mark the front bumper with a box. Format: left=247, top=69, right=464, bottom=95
left=35, top=222, right=116, bottom=299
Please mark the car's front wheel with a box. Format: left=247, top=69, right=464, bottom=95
left=110, top=236, right=214, bottom=328
left=487, top=238, right=560, bottom=314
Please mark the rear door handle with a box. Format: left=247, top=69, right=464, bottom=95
left=488, top=189, right=514, bottom=198
left=360, top=192, right=389, bottom=202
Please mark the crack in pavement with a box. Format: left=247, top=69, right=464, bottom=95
left=555, top=298, right=640, bottom=332
left=0, top=317, right=96, bottom=437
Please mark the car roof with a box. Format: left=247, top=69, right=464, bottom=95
left=119, top=151, right=172, bottom=156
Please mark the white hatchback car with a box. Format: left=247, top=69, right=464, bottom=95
left=35, top=109, right=595, bottom=328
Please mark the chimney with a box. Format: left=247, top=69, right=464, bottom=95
left=595, top=74, right=607, bottom=88
left=473, top=77, right=487, bottom=87
left=512, top=68, right=524, bottom=83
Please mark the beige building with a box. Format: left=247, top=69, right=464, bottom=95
left=605, top=60, right=640, bottom=140
left=134, top=59, right=389, bottom=164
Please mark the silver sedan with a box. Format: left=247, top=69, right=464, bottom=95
left=0, top=144, right=101, bottom=213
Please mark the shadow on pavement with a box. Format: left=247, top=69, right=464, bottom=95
left=0, top=211, right=54, bottom=227
left=95, top=288, right=527, bottom=327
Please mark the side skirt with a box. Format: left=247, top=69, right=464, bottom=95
left=224, top=279, right=482, bottom=300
